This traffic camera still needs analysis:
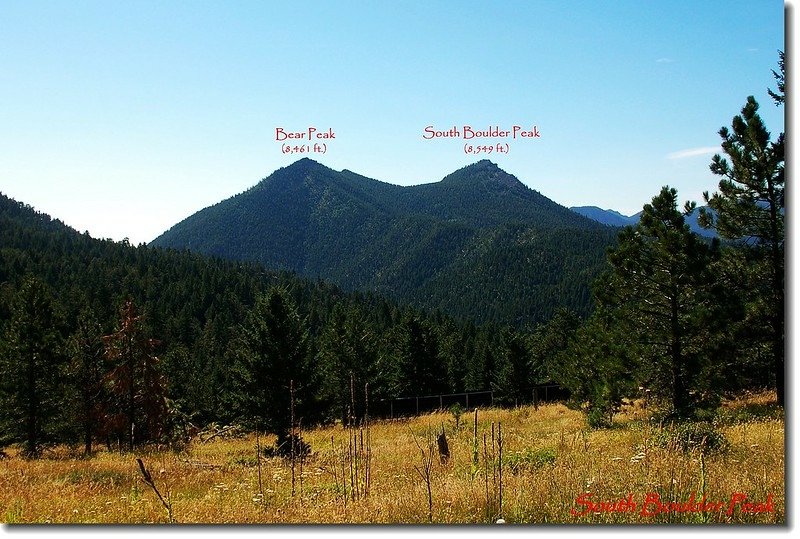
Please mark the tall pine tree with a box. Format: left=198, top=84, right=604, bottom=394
left=0, top=277, right=66, bottom=457
left=67, top=308, right=106, bottom=455
left=390, top=313, right=448, bottom=397
left=700, top=83, right=785, bottom=405
left=492, top=328, right=533, bottom=406
left=558, top=309, right=641, bottom=428
left=317, top=303, right=384, bottom=423
left=600, top=187, right=722, bottom=418
left=234, top=287, right=319, bottom=451
left=103, top=300, right=168, bottom=450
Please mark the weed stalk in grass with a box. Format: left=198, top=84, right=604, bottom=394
left=135, top=458, right=175, bottom=523
left=256, top=430, right=263, bottom=499
left=349, top=374, right=356, bottom=501
left=290, top=379, right=297, bottom=497
left=330, top=375, right=374, bottom=506
left=341, top=439, right=348, bottom=510
left=328, top=435, right=340, bottom=501
left=299, top=419, right=304, bottom=503
left=365, top=382, right=372, bottom=497
left=412, top=429, right=435, bottom=523
left=475, top=420, right=504, bottom=521
left=471, top=408, right=479, bottom=478
left=498, top=422, right=503, bottom=521
left=353, top=429, right=359, bottom=500
left=668, top=453, right=675, bottom=524
left=482, top=432, right=490, bottom=515
left=699, top=448, right=707, bottom=523
left=491, top=422, right=496, bottom=502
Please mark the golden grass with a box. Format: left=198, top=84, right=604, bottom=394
left=0, top=391, right=784, bottom=524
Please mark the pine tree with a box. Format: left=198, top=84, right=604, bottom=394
left=533, top=308, right=581, bottom=386
left=558, top=310, right=641, bottom=428
left=600, top=187, right=721, bottom=418
left=492, top=329, right=533, bottom=406
left=700, top=87, right=784, bottom=405
left=103, top=300, right=167, bottom=450
left=0, top=277, right=66, bottom=457
left=234, top=287, right=318, bottom=451
left=439, top=321, right=473, bottom=393
left=67, top=308, right=106, bottom=455
left=463, top=328, right=497, bottom=392
left=317, top=303, right=383, bottom=423
left=391, top=313, right=447, bottom=397
left=768, top=50, right=785, bottom=106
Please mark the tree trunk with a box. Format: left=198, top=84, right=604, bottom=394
left=774, top=280, right=784, bottom=407
left=84, top=427, right=92, bottom=456
left=767, top=178, right=784, bottom=407
left=26, top=353, right=39, bottom=458
left=670, top=293, right=687, bottom=417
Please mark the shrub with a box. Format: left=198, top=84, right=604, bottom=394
left=448, top=403, right=465, bottom=429
left=716, top=402, right=784, bottom=425
left=653, top=421, right=728, bottom=453
left=504, top=447, right=556, bottom=474
left=587, top=405, right=613, bottom=429
left=263, top=432, right=311, bottom=458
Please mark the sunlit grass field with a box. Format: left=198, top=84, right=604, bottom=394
left=0, top=391, right=783, bottom=524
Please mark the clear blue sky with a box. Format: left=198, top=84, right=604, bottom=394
left=0, top=0, right=787, bottom=244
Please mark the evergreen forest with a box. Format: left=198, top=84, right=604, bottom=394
left=0, top=54, right=785, bottom=456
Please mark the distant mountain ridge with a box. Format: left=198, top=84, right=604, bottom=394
left=152, top=159, right=618, bottom=326
left=569, top=206, right=635, bottom=227
left=570, top=205, right=717, bottom=238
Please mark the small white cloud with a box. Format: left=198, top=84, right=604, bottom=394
left=747, top=47, right=759, bottom=52
left=666, top=146, right=720, bottom=160
left=656, top=57, right=674, bottom=63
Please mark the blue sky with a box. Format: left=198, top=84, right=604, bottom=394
left=0, top=1, right=787, bottom=244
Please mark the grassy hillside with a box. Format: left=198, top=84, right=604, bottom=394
left=0, top=391, right=783, bottom=524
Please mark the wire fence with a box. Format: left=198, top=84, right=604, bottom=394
left=371, top=384, right=569, bottom=419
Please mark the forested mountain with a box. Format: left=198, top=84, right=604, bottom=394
left=0, top=191, right=547, bottom=435
left=152, top=159, right=617, bottom=326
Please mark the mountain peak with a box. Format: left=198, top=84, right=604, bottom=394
left=442, top=160, right=522, bottom=189
left=473, top=159, right=496, bottom=166
left=295, top=157, right=319, bottom=165
left=464, top=159, right=499, bottom=171
left=258, top=158, right=332, bottom=187
left=283, top=157, right=328, bottom=172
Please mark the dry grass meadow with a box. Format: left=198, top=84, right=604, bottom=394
left=0, top=391, right=784, bottom=525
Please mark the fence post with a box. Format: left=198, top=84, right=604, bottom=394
left=466, top=392, right=469, bottom=409
left=439, top=394, right=443, bottom=410
left=390, top=400, right=394, bottom=419
left=416, top=396, right=419, bottom=415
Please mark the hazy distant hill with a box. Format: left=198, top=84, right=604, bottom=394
left=569, top=206, right=636, bottom=227
left=152, top=159, right=618, bottom=326
left=571, top=205, right=717, bottom=238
